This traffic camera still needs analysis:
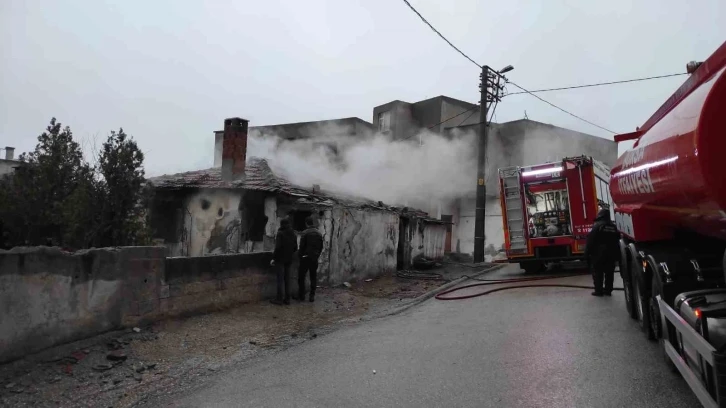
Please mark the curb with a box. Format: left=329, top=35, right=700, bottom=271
left=361, top=263, right=507, bottom=321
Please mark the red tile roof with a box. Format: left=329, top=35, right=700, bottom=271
left=147, top=157, right=308, bottom=195
left=147, top=157, right=442, bottom=222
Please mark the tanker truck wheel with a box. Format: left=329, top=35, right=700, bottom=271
left=649, top=274, right=663, bottom=339
left=633, top=275, right=655, bottom=341
left=620, top=243, right=637, bottom=319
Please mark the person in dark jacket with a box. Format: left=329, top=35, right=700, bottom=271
left=585, top=208, right=620, bottom=297
left=270, top=218, right=298, bottom=305
left=297, top=217, right=324, bottom=302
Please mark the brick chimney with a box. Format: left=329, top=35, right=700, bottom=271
left=221, top=118, right=249, bottom=181
left=4, top=147, right=14, bottom=160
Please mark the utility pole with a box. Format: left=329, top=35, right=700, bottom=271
left=473, top=66, right=491, bottom=263
left=473, top=65, right=510, bottom=263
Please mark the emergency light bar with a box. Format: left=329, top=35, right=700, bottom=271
left=521, top=166, right=563, bottom=177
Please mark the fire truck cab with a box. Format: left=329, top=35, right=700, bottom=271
left=498, top=156, right=611, bottom=274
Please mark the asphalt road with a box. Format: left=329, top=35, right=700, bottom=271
left=154, top=265, right=701, bottom=408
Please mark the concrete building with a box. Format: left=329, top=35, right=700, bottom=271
left=195, top=94, right=617, bottom=262
left=372, top=96, right=480, bottom=140
left=0, top=147, right=20, bottom=177
left=372, top=96, right=618, bottom=259
left=148, top=118, right=445, bottom=285
left=213, top=117, right=373, bottom=167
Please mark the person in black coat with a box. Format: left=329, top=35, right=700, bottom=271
left=585, top=208, right=621, bottom=297
left=297, top=216, right=324, bottom=302
left=270, top=218, right=298, bottom=305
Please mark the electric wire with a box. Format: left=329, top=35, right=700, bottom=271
left=504, top=73, right=688, bottom=96
left=400, top=0, right=481, bottom=68
left=398, top=104, right=478, bottom=141
left=399, top=0, right=619, bottom=134
left=457, top=108, right=478, bottom=127
left=506, top=81, right=618, bottom=134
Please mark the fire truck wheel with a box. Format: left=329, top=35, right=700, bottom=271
left=520, top=261, right=544, bottom=275
left=649, top=274, right=663, bottom=339
left=633, top=275, right=655, bottom=341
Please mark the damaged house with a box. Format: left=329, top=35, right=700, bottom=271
left=147, top=118, right=445, bottom=285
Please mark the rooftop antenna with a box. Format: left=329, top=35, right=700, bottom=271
left=524, top=111, right=529, bottom=120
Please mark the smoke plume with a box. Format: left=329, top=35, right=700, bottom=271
left=246, top=125, right=477, bottom=207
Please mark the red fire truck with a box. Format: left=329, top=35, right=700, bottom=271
left=497, top=156, right=612, bottom=273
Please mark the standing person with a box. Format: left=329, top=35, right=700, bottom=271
left=297, top=216, right=324, bottom=302
left=585, top=208, right=620, bottom=297
left=270, top=218, right=297, bottom=305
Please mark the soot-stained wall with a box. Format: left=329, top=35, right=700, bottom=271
left=184, top=190, right=243, bottom=256
left=328, top=208, right=399, bottom=284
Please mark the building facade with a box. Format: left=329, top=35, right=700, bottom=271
left=148, top=118, right=445, bottom=285
left=213, top=117, right=373, bottom=167
left=372, top=96, right=480, bottom=140
left=0, top=147, right=19, bottom=177
left=197, top=94, right=618, bottom=262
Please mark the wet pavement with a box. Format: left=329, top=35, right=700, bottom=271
left=152, top=264, right=701, bottom=408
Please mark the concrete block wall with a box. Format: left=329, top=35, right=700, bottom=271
left=162, top=252, right=283, bottom=318
left=0, top=246, right=166, bottom=363
left=0, top=246, right=278, bottom=363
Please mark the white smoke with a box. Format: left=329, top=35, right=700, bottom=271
left=246, top=125, right=477, bottom=207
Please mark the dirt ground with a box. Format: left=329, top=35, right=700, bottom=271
left=0, top=262, right=495, bottom=408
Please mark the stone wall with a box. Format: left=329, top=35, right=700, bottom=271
left=0, top=246, right=278, bottom=363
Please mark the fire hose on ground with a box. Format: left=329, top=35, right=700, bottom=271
left=434, top=272, right=624, bottom=301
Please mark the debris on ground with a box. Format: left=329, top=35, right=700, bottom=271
left=412, top=255, right=443, bottom=270
left=106, top=351, right=127, bottom=362
left=0, top=261, right=498, bottom=408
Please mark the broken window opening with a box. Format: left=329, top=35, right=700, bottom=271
left=242, top=192, right=268, bottom=242
left=291, top=210, right=313, bottom=232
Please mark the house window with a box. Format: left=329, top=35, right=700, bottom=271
left=378, top=111, right=390, bottom=132
left=291, top=210, right=313, bottom=232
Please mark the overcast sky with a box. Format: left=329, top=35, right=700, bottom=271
left=2, top=0, right=724, bottom=176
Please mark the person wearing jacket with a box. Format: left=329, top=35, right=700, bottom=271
left=297, top=217, right=324, bottom=302
left=585, top=208, right=620, bottom=297
left=270, top=218, right=298, bottom=305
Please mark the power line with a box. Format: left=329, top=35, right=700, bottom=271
left=398, top=0, right=619, bottom=134
left=504, top=73, right=687, bottom=96
left=506, top=81, right=617, bottom=134
left=457, top=109, right=478, bottom=127
left=428, top=105, right=478, bottom=129
left=400, top=0, right=481, bottom=68
left=397, top=105, right=479, bottom=141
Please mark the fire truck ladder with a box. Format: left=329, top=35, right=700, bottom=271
left=499, top=167, right=527, bottom=254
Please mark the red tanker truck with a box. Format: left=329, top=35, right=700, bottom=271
left=612, top=40, right=726, bottom=407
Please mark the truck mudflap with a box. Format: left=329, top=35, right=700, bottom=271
left=658, top=295, right=726, bottom=408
